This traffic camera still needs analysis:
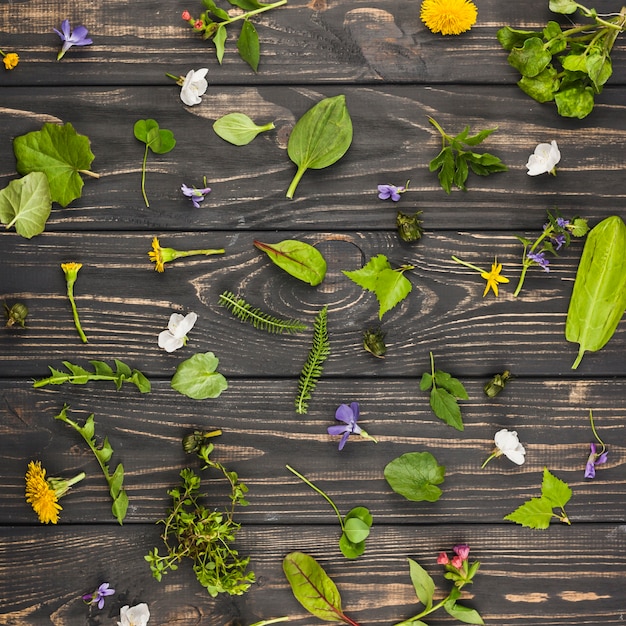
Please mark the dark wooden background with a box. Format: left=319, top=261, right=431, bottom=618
left=1, top=0, right=625, bottom=624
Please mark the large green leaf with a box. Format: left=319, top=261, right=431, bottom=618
left=407, top=558, right=435, bottom=610
left=13, top=122, right=96, bottom=207
left=171, top=352, right=228, bottom=399
left=384, top=451, right=445, bottom=502
left=0, top=172, right=51, bottom=239
left=254, top=239, right=327, bottom=286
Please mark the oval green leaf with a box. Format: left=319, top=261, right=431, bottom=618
left=213, top=112, right=275, bottom=146
left=171, top=352, right=228, bottom=399
left=254, top=239, right=327, bottom=286
left=0, top=172, right=52, bottom=239
left=384, top=451, right=445, bottom=502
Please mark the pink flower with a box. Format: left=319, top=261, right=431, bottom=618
left=453, top=544, right=470, bottom=560
left=451, top=556, right=463, bottom=569
left=194, top=19, right=204, bottom=29
left=437, top=552, right=449, bottom=565
left=182, top=10, right=191, bottom=20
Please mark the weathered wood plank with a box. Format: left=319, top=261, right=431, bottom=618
left=0, top=523, right=624, bottom=624
left=2, top=379, right=623, bottom=525
left=2, top=230, right=626, bottom=377
left=2, top=0, right=626, bottom=85
left=1, top=86, right=625, bottom=232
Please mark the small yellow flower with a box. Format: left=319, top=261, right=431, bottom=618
left=148, top=236, right=165, bottom=272
left=61, top=261, right=83, bottom=279
left=420, top=0, right=477, bottom=35
left=480, top=260, right=509, bottom=297
left=3, top=52, right=19, bottom=70
left=25, top=461, right=63, bottom=524
left=148, top=235, right=225, bottom=272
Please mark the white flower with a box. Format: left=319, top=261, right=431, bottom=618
left=525, top=140, right=561, bottom=176
left=494, top=429, right=526, bottom=465
left=118, top=603, right=150, bottom=626
left=179, top=68, right=208, bottom=106
left=158, top=312, right=198, bottom=352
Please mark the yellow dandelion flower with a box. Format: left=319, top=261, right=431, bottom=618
left=25, top=461, right=62, bottom=524
left=3, top=52, right=19, bottom=70
left=480, top=260, right=509, bottom=297
left=148, top=236, right=165, bottom=272
left=420, top=0, right=477, bottom=36
left=148, top=236, right=225, bottom=272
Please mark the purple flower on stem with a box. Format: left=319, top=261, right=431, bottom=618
left=54, top=20, right=93, bottom=61
left=377, top=184, right=406, bottom=202
left=181, top=182, right=211, bottom=208
left=453, top=544, right=470, bottom=560
left=327, top=402, right=377, bottom=450
left=584, top=442, right=608, bottom=479
left=551, top=233, right=566, bottom=250
left=82, top=582, right=115, bottom=609
left=526, top=251, right=550, bottom=272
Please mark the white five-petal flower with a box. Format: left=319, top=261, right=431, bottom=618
left=118, top=603, right=150, bottom=626
left=179, top=68, right=208, bottom=106
left=158, top=312, right=198, bottom=352
left=493, top=429, right=526, bottom=465
left=525, top=140, right=561, bottom=176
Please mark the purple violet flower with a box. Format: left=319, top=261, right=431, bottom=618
left=556, top=217, right=570, bottom=228
left=327, top=402, right=363, bottom=450
left=377, top=184, right=405, bottom=202
left=54, top=20, right=93, bottom=61
left=527, top=251, right=550, bottom=272
left=181, top=183, right=211, bottom=208
left=584, top=442, right=608, bottom=479
left=551, top=233, right=566, bottom=250
left=82, top=582, right=115, bottom=609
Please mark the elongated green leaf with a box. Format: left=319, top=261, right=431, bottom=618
left=283, top=552, right=344, bottom=621
left=171, top=352, right=228, bottom=399
left=13, top=123, right=96, bottom=207
left=384, top=451, right=445, bottom=502
left=214, top=25, right=227, bottom=63
left=0, top=172, right=51, bottom=239
left=237, top=20, right=260, bottom=71
left=566, top=216, right=626, bottom=368
left=213, top=113, right=275, bottom=146
left=286, top=95, right=352, bottom=198
left=254, top=239, right=327, bottom=286
left=444, top=600, right=484, bottom=625
left=407, top=558, right=435, bottom=610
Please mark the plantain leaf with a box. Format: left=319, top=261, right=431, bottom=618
left=213, top=112, right=275, bottom=146
left=254, top=239, right=327, bottom=286
left=14, top=122, right=96, bottom=207
left=0, top=172, right=52, bottom=239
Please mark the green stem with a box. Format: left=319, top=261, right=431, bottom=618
left=408, top=594, right=454, bottom=622
left=451, top=255, right=485, bottom=275
left=223, top=0, right=287, bottom=24
left=172, top=248, right=225, bottom=259
left=427, top=116, right=450, bottom=147
left=249, top=618, right=290, bottom=626
left=78, top=169, right=100, bottom=179
left=286, top=465, right=344, bottom=531
left=141, top=144, right=150, bottom=207
left=481, top=451, right=499, bottom=469
left=66, top=282, right=88, bottom=343
left=588, top=409, right=606, bottom=452
left=286, top=164, right=307, bottom=199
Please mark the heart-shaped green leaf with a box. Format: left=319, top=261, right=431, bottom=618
left=384, top=451, right=445, bottom=502
left=171, top=352, right=228, bottom=399
left=0, top=172, right=52, bottom=239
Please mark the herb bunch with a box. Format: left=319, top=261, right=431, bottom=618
left=498, top=0, right=626, bottom=118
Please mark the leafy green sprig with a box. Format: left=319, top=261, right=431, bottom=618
left=295, top=306, right=330, bottom=414
left=287, top=465, right=373, bottom=559
left=54, top=405, right=128, bottom=524
left=427, top=117, right=507, bottom=193
left=498, top=1, right=626, bottom=118
left=219, top=290, right=308, bottom=334
left=183, top=0, right=287, bottom=71
left=33, top=359, right=151, bottom=393
left=505, top=467, right=572, bottom=529
left=420, top=352, right=469, bottom=431
left=146, top=438, right=254, bottom=597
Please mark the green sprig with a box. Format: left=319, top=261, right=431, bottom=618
left=54, top=405, right=128, bottom=524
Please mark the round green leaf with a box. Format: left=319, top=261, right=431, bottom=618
left=344, top=517, right=370, bottom=544
left=384, top=452, right=445, bottom=502
left=0, top=172, right=51, bottom=239
left=171, top=352, right=228, bottom=399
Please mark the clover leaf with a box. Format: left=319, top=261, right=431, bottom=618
left=0, top=172, right=52, bottom=239
left=13, top=122, right=98, bottom=208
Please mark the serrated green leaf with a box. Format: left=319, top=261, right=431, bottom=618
left=430, top=387, right=464, bottom=431
left=13, top=122, right=96, bottom=207
left=254, top=239, right=327, bottom=286
left=0, top=172, right=52, bottom=239
left=213, top=113, right=275, bottom=146
left=433, top=370, right=469, bottom=399
left=171, top=352, right=228, bottom=399
left=419, top=372, right=433, bottom=391
left=407, top=558, right=435, bottom=610
left=504, top=496, right=554, bottom=529
left=541, top=467, right=572, bottom=509
left=374, top=267, right=412, bottom=320
left=343, top=254, right=390, bottom=291
left=90, top=360, right=114, bottom=377
left=384, top=451, right=445, bottom=502
left=237, top=20, right=260, bottom=71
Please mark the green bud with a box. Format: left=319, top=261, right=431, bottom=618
left=182, top=429, right=222, bottom=454
left=4, top=302, right=28, bottom=328
left=396, top=211, right=424, bottom=243
left=363, top=327, right=386, bottom=358
left=484, top=370, right=513, bottom=397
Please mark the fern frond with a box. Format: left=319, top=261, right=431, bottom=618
left=295, top=306, right=330, bottom=414
left=219, top=291, right=307, bottom=334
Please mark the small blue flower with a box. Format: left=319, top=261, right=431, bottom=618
left=82, top=582, right=115, bottom=609
left=527, top=251, right=550, bottom=272
left=584, top=442, right=608, bottom=479
left=181, top=182, right=211, bottom=208
left=377, top=184, right=405, bottom=202
left=551, top=233, right=566, bottom=250
left=54, top=19, right=93, bottom=61
left=327, top=402, right=377, bottom=450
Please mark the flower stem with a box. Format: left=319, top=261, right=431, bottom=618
left=452, top=255, right=485, bottom=274
left=223, top=0, right=287, bottom=24
left=78, top=169, right=100, bottom=179
left=172, top=248, right=225, bottom=260
left=481, top=451, right=499, bottom=469
left=588, top=409, right=606, bottom=454
left=66, top=282, right=88, bottom=343
left=141, top=144, right=150, bottom=207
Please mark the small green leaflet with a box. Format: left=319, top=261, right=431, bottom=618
left=444, top=588, right=484, bottom=625
left=13, top=122, right=98, bottom=208
left=420, top=353, right=469, bottom=431
left=504, top=467, right=572, bottom=529
left=283, top=552, right=356, bottom=623
left=343, top=254, right=413, bottom=320
left=286, top=95, right=352, bottom=199
left=0, top=172, right=51, bottom=239
left=33, top=359, right=151, bottom=393
left=213, top=113, right=275, bottom=146
left=254, top=239, right=327, bottom=286
left=171, top=352, right=228, bottom=399
left=54, top=405, right=128, bottom=525
left=384, top=451, right=445, bottom=502
left=340, top=506, right=373, bottom=559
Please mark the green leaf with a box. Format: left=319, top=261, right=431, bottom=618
left=429, top=147, right=455, bottom=194
left=419, top=372, right=433, bottom=391
left=0, top=172, right=52, bottom=239
left=13, top=122, right=96, bottom=207
left=384, top=451, right=445, bottom=502
left=549, top=0, right=579, bottom=14
left=171, top=352, right=228, bottom=399
left=339, top=533, right=366, bottom=559
left=133, top=119, right=176, bottom=154
left=202, top=0, right=231, bottom=20
left=507, top=37, right=553, bottom=78
left=541, top=467, right=572, bottom=509
left=237, top=20, right=260, bottom=71
left=518, top=66, right=559, bottom=102
left=430, top=387, right=464, bottom=431
left=586, top=51, right=612, bottom=91
left=554, top=83, right=594, bottom=118
left=283, top=552, right=345, bottom=621
left=90, top=360, right=114, bottom=377
left=443, top=600, right=484, bottom=625
left=496, top=26, right=540, bottom=51
left=213, top=113, right=275, bottom=146
left=214, top=25, right=227, bottom=63
left=228, top=0, right=265, bottom=9
left=433, top=370, right=469, bottom=400
left=504, top=496, right=554, bottom=529
left=286, top=95, right=352, bottom=199
left=343, top=254, right=390, bottom=291
left=254, top=239, right=327, bottom=286
left=343, top=507, right=372, bottom=544
left=407, top=558, right=435, bottom=610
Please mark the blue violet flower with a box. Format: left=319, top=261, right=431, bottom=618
left=54, top=19, right=93, bottom=61
left=181, top=181, right=211, bottom=208
left=526, top=250, right=550, bottom=272
left=377, top=183, right=407, bottom=202
left=327, top=402, right=377, bottom=450
left=82, top=582, right=115, bottom=609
